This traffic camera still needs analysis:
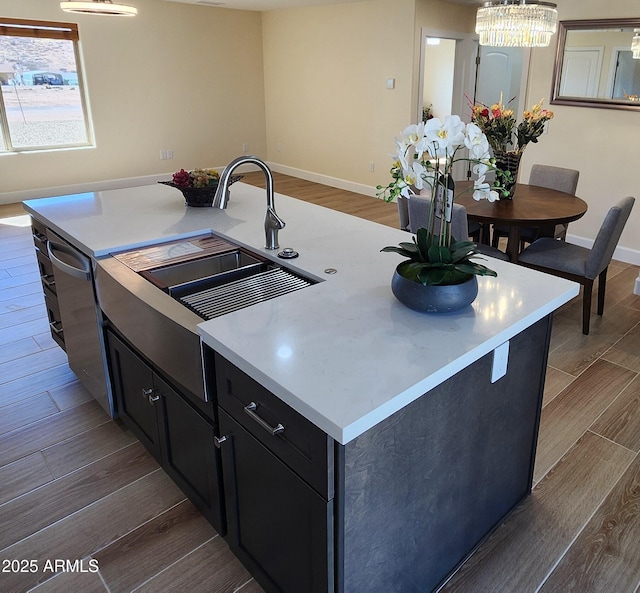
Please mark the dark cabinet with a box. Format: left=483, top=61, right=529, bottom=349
left=31, top=219, right=65, bottom=350
left=208, top=316, right=553, bottom=593
left=214, top=353, right=334, bottom=593
left=107, top=330, right=161, bottom=459
left=106, top=329, right=224, bottom=533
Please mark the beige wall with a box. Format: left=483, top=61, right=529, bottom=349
left=262, top=0, right=416, bottom=192
left=520, top=0, right=639, bottom=257
left=2, top=0, right=637, bottom=259
left=0, top=0, right=266, bottom=199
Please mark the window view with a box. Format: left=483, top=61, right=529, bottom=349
left=0, top=18, right=91, bottom=152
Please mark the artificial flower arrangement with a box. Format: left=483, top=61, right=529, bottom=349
left=470, top=95, right=554, bottom=196
left=159, top=167, right=242, bottom=207
left=376, top=115, right=501, bottom=286
left=170, top=167, right=220, bottom=188
left=470, top=95, right=554, bottom=154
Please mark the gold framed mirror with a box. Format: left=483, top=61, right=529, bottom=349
left=551, top=18, right=640, bottom=110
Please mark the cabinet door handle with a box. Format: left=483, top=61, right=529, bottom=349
left=243, top=402, right=285, bottom=436
left=142, top=388, right=160, bottom=404
left=214, top=435, right=228, bottom=448
left=33, top=232, right=47, bottom=247
left=49, top=321, right=63, bottom=335
left=41, top=274, right=55, bottom=288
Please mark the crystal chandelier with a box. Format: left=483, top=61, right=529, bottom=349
left=476, top=1, right=558, bottom=47
left=60, top=0, right=137, bottom=16
left=632, top=31, right=640, bottom=60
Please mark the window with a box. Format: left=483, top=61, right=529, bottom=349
left=0, top=17, right=92, bottom=152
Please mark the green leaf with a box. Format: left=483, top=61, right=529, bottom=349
left=450, top=245, right=476, bottom=262
left=427, top=245, right=453, bottom=264
left=450, top=239, right=477, bottom=251
left=421, top=267, right=447, bottom=285
left=398, top=261, right=424, bottom=282
left=455, top=262, right=497, bottom=277
left=415, top=228, right=431, bottom=261
left=380, top=246, right=414, bottom=258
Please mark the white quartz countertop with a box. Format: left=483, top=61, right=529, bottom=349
left=24, top=182, right=579, bottom=444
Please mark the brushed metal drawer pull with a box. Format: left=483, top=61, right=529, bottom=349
left=243, top=402, right=285, bottom=436
left=142, top=388, right=160, bottom=404
left=42, top=275, right=55, bottom=288
left=33, top=232, right=47, bottom=246
left=49, top=321, right=63, bottom=335
left=214, top=435, right=228, bottom=448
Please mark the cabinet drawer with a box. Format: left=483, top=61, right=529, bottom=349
left=31, top=218, right=49, bottom=252
left=215, top=353, right=334, bottom=501
left=44, top=292, right=65, bottom=350
left=36, top=249, right=57, bottom=296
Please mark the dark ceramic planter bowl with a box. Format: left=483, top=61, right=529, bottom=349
left=158, top=175, right=244, bottom=207
left=391, top=268, right=478, bottom=313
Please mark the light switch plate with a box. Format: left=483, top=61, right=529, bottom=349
left=491, top=341, right=509, bottom=383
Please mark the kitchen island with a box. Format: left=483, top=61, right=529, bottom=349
left=24, top=180, right=578, bottom=593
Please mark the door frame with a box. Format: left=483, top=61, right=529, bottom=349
left=417, top=26, right=532, bottom=124
left=417, top=27, right=531, bottom=180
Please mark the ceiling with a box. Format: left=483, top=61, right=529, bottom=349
left=164, top=0, right=482, bottom=12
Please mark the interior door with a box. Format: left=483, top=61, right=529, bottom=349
left=475, top=46, right=526, bottom=117
left=559, top=48, right=602, bottom=97
left=612, top=50, right=640, bottom=99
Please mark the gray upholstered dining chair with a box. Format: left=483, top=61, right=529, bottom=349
left=518, top=196, right=635, bottom=335
left=491, top=164, right=580, bottom=248
left=397, top=195, right=509, bottom=261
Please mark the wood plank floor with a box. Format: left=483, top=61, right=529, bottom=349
left=1, top=173, right=639, bottom=593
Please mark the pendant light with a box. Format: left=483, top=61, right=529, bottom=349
left=632, top=30, right=640, bottom=60
left=60, top=0, right=137, bottom=16
left=476, top=0, right=558, bottom=47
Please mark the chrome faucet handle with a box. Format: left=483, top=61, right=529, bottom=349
left=265, top=206, right=285, bottom=250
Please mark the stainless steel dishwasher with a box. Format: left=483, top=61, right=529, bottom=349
left=47, top=230, right=113, bottom=416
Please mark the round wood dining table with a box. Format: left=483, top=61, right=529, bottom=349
left=455, top=182, right=588, bottom=262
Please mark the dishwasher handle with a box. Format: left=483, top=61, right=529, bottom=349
left=47, top=239, right=91, bottom=281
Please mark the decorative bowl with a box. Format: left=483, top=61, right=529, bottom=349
left=159, top=175, right=243, bottom=207
left=391, top=268, right=478, bottom=313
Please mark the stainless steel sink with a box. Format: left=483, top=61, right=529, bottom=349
left=98, top=234, right=317, bottom=402
left=177, top=265, right=314, bottom=319
left=141, top=250, right=265, bottom=293
left=115, top=234, right=317, bottom=320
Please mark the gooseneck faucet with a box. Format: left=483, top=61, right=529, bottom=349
left=213, top=155, right=285, bottom=250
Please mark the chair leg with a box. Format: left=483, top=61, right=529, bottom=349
left=478, top=224, right=490, bottom=245
left=597, top=268, right=607, bottom=316
left=582, top=279, right=594, bottom=335
left=491, top=227, right=500, bottom=248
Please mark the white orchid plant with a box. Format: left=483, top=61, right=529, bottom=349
left=378, top=115, right=502, bottom=286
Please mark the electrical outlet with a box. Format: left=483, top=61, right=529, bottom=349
left=160, top=149, right=167, bottom=160
left=369, top=162, right=375, bottom=172
left=166, top=149, right=173, bottom=159
left=242, top=143, right=249, bottom=152
left=276, top=143, right=281, bottom=152
left=491, top=341, right=510, bottom=383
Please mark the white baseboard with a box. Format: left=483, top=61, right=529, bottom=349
left=0, top=173, right=171, bottom=205
left=566, top=232, right=640, bottom=266
left=2, top=163, right=344, bottom=205
left=0, top=164, right=248, bottom=205
left=268, top=162, right=379, bottom=198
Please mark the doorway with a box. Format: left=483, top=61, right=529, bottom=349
left=418, top=28, right=530, bottom=179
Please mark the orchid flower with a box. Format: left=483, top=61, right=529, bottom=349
left=473, top=175, right=499, bottom=202
left=464, top=123, right=491, bottom=160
